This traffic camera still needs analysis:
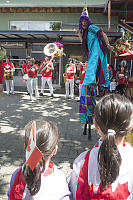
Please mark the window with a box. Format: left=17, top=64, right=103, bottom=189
left=9, top=21, right=62, bottom=31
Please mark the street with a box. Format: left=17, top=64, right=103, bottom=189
left=0, top=89, right=99, bottom=199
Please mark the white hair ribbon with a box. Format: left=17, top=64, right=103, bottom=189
left=107, top=129, right=116, bottom=136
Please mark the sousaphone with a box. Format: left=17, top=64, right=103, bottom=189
left=43, top=43, right=58, bottom=57
left=0, top=46, right=6, bottom=60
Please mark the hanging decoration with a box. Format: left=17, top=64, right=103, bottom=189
left=53, top=42, right=64, bottom=57
left=114, top=38, right=131, bottom=55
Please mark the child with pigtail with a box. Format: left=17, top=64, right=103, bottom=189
left=70, top=94, right=133, bottom=200
left=8, top=120, right=71, bottom=200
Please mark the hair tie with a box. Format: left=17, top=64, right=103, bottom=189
left=107, top=129, right=116, bottom=136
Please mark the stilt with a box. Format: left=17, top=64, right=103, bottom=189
left=88, top=124, right=91, bottom=140
left=83, top=123, right=87, bottom=135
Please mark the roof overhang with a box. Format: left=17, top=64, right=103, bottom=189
left=104, top=0, right=133, bottom=22
left=0, top=30, right=122, bottom=44
left=0, top=0, right=107, bottom=8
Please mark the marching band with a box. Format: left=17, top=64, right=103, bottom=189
left=0, top=42, right=132, bottom=102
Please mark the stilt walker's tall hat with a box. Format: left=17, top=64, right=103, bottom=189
left=81, top=7, right=89, bottom=17
left=79, top=7, right=92, bottom=30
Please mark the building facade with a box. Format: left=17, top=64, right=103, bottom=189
left=0, top=0, right=121, bottom=89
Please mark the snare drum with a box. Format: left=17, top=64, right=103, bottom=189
left=75, top=80, right=80, bottom=84
left=23, top=74, right=29, bottom=80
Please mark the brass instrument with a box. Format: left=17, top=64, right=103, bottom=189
left=63, top=73, right=67, bottom=83
left=23, top=74, right=28, bottom=80
left=43, top=43, right=58, bottom=57
left=40, top=59, right=53, bottom=72
left=0, top=46, right=6, bottom=60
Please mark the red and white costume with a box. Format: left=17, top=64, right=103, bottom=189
left=118, top=72, right=127, bottom=85
left=40, top=60, right=54, bottom=95
left=26, top=64, right=39, bottom=100
left=8, top=162, right=71, bottom=200
left=22, top=63, right=28, bottom=75
left=79, top=66, right=86, bottom=98
left=65, top=64, right=76, bottom=98
left=0, top=60, right=4, bottom=85
left=3, top=61, right=15, bottom=94
left=117, top=71, right=127, bottom=95
left=21, top=62, right=30, bottom=93
left=69, top=142, right=133, bottom=200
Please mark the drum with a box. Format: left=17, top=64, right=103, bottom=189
left=75, top=79, right=80, bottom=84
left=63, top=73, right=66, bottom=83
left=23, top=74, right=29, bottom=80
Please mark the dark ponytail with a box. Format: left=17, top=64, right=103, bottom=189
left=23, top=120, right=59, bottom=196
left=94, top=94, right=133, bottom=189
left=98, top=132, right=121, bottom=189
left=23, top=161, right=43, bottom=196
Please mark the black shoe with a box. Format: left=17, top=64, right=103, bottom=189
left=40, top=93, right=43, bottom=96
left=88, top=132, right=91, bottom=140
left=88, top=124, right=91, bottom=140
left=83, top=124, right=87, bottom=135
left=51, top=94, right=54, bottom=97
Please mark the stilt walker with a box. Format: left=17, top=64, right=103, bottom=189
left=77, top=8, right=113, bottom=139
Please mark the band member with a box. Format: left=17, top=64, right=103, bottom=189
left=0, top=59, right=4, bottom=92
left=21, top=56, right=31, bottom=94
left=65, top=58, right=76, bottom=99
left=40, top=56, right=54, bottom=97
left=21, top=56, right=31, bottom=74
left=3, top=56, right=15, bottom=95
left=26, top=58, right=39, bottom=101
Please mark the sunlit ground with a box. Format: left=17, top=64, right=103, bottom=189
left=0, top=90, right=99, bottom=199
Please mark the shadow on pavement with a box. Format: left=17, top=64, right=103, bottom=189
left=0, top=90, right=99, bottom=198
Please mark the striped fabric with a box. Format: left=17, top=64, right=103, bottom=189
left=79, top=85, right=96, bottom=124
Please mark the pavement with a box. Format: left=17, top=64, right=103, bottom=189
left=0, top=88, right=100, bottom=199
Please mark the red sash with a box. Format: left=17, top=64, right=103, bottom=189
left=76, top=148, right=130, bottom=200
left=76, top=149, right=92, bottom=199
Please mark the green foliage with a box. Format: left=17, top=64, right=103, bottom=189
left=50, top=22, right=61, bottom=30
left=124, top=30, right=133, bottom=40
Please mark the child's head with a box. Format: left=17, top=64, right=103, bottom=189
left=119, top=65, right=125, bottom=72
left=94, top=94, right=133, bottom=189
left=112, top=77, right=116, bottom=82
left=23, top=120, right=59, bottom=196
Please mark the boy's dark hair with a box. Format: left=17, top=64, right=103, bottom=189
left=94, top=94, right=133, bottom=189
left=111, top=77, right=116, bottom=82
left=23, top=120, right=59, bottom=196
